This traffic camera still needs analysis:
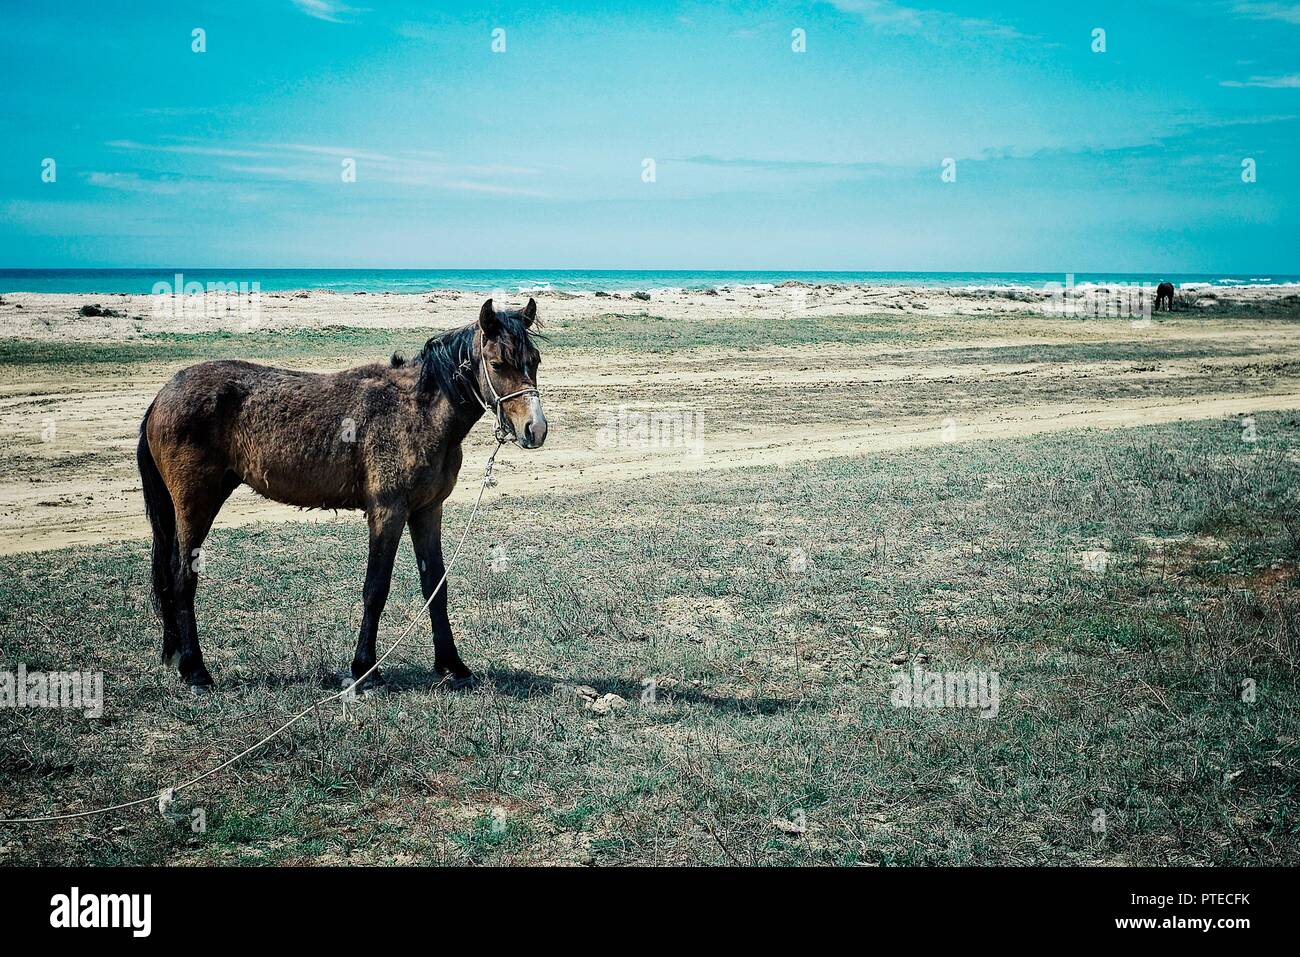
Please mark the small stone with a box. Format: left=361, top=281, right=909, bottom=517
left=889, top=651, right=909, bottom=665
left=586, top=693, right=627, bottom=716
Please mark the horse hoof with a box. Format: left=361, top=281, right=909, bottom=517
left=188, top=683, right=212, bottom=697
left=443, top=672, right=477, bottom=691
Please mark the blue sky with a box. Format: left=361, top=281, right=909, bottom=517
left=1, top=0, right=1297, bottom=271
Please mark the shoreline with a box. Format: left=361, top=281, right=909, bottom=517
left=2, top=283, right=1298, bottom=344
left=4, top=272, right=1300, bottom=298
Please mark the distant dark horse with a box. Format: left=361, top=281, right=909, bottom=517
left=1155, top=282, right=1175, bottom=312
left=137, top=299, right=547, bottom=690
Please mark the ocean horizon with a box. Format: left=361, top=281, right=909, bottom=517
left=2, top=268, right=1298, bottom=296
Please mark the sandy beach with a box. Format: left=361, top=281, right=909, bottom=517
left=2, top=281, right=1297, bottom=340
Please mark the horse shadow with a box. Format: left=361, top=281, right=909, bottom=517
left=378, top=664, right=801, bottom=716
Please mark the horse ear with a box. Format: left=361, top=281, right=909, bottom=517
left=522, top=297, right=537, bottom=327
left=478, top=299, right=501, bottom=338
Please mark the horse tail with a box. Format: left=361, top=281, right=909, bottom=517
left=137, top=400, right=177, bottom=636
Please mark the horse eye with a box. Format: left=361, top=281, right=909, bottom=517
left=491, top=361, right=507, bottom=371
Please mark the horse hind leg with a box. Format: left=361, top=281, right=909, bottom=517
left=158, top=536, right=182, bottom=669
left=170, top=470, right=240, bottom=689
left=349, top=505, right=406, bottom=691
left=138, top=427, right=182, bottom=667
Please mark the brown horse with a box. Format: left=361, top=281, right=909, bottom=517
left=1155, top=282, right=1175, bottom=312
left=136, top=298, right=546, bottom=690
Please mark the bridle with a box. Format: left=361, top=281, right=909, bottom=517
left=464, top=326, right=541, bottom=444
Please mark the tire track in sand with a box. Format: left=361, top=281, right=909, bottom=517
left=2, top=389, right=1297, bottom=555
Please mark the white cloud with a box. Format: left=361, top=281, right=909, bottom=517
left=107, top=139, right=262, bottom=158
left=438, top=180, right=547, bottom=196
left=91, top=136, right=545, bottom=196
left=263, top=142, right=398, bottom=163
left=1232, top=3, right=1300, bottom=25
left=224, top=161, right=546, bottom=196
left=1220, top=73, right=1300, bottom=88
left=825, top=0, right=1033, bottom=41
left=830, top=0, right=924, bottom=31
left=84, top=172, right=186, bottom=194
left=290, top=0, right=360, bottom=23
left=224, top=164, right=332, bottom=181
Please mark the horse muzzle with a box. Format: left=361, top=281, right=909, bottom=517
left=500, top=392, right=547, bottom=449
left=518, top=400, right=548, bottom=449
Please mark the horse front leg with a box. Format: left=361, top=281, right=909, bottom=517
left=350, top=504, right=405, bottom=690
left=408, top=505, right=473, bottom=684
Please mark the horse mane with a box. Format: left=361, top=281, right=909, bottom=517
left=413, top=313, right=541, bottom=403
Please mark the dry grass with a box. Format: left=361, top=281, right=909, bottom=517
left=2, top=414, right=1297, bottom=865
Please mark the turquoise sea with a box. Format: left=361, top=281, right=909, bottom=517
left=1, top=268, right=1297, bottom=295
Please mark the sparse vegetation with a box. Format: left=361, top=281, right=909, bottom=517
left=3, top=299, right=1299, bottom=865
left=77, top=304, right=123, bottom=318
left=4, top=298, right=1299, bottom=369
left=2, top=415, right=1296, bottom=865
